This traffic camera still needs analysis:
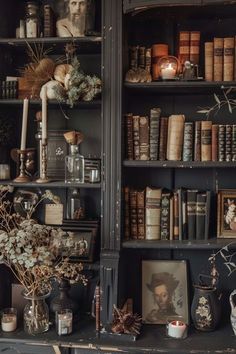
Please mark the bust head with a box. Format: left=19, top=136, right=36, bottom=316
left=68, top=0, right=87, bottom=18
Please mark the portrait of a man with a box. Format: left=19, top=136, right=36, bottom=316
left=56, top=0, right=88, bottom=37
left=142, top=260, right=188, bottom=324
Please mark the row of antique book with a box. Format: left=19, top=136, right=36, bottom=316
left=125, top=111, right=236, bottom=162
left=124, top=187, right=211, bottom=241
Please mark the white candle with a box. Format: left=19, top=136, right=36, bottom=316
left=161, top=64, right=176, bottom=80
left=1, top=314, right=17, bottom=332
left=20, top=98, right=29, bottom=150
left=168, top=320, right=187, bottom=339
left=41, top=85, right=47, bottom=144
left=57, top=311, right=73, bottom=336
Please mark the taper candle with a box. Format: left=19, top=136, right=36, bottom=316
left=20, top=98, right=29, bottom=150
left=41, top=85, right=47, bottom=143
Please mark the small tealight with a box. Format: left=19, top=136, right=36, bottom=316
left=56, top=309, right=73, bottom=336
left=166, top=316, right=187, bottom=339
left=1, top=308, right=17, bottom=332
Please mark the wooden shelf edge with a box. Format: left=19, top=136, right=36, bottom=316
left=124, top=81, right=236, bottom=89
left=0, top=36, right=102, bottom=45
left=123, top=160, right=236, bottom=168
left=0, top=180, right=101, bottom=188
left=0, top=99, right=101, bottom=108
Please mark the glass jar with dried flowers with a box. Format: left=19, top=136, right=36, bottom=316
left=0, top=186, right=87, bottom=335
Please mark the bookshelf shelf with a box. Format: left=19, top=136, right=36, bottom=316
left=123, top=160, right=236, bottom=168
left=0, top=180, right=101, bottom=188
left=0, top=99, right=101, bottom=108
left=122, top=239, right=236, bottom=250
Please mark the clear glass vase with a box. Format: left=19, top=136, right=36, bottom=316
left=23, top=292, right=50, bottom=335
left=65, top=145, right=84, bottom=183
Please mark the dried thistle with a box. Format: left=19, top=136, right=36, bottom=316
left=111, top=305, right=142, bottom=336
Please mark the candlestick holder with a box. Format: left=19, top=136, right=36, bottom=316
left=36, top=140, right=50, bottom=183
left=14, top=150, right=31, bottom=183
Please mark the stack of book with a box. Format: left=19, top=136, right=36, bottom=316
left=128, top=46, right=152, bottom=73
left=124, top=187, right=211, bottom=241
left=178, top=31, right=201, bottom=67
left=125, top=111, right=236, bottom=162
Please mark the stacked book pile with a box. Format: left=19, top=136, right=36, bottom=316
left=124, top=187, right=211, bottom=241
left=125, top=110, right=236, bottom=162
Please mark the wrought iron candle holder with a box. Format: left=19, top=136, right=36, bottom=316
left=14, top=150, right=31, bottom=183
left=36, top=140, right=50, bottom=184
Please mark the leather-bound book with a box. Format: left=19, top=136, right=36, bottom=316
left=196, top=192, right=207, bottom=240
left=204, top=191, right=211, bottom=240
left=130, top=189, right=138, bottom=239
left=226, top=124, right=232, bottom=162
left=129, top=46, right=139, bottom=69
left=167, top=115, right=185, bottom=161
left=145, top=48, right=152, bottom=73
left=160, top=189, right=171, bottom=240
left=178, top=31, right=190, bottom=70
left=181, top=189, right=188, bottom=240
left=187, top=189, right=198, bottom=240
left=224, top=37, right=234, bottom=81
left=145, top=187, right=161, bottom=240
left=150, top=108, right=161, bottom=160
left=133, top=115, right=140, bottom=160
left=213, top=38, right=224, bottom=81
left=137, top=190, right=145, bottom=239
left=125, top=113, right=134, bottom=160
left=152, top=44, right=168, bottom=80
left=201, top=120, right=212, bottom=161
left=212, top=124, right=219, bottom=162
left=232, top=125, right=236, bottom=161
left=44, top=5, right=55, bottom=37
left=169, top=195, right=174, bottom=240
left=205, top=42, right=214, bottom=82
left=124, top=187, right=130, bottom=240
left=194, top=121, right=201, bottom=161
left=139, top=116, right=150, bottom=160
left=173, top=191, right=179, bottom=240
left=159, top=117, right=168, bottom=160
left=138, top=46, right=146, bottom=69
left=218, top=124, right=226, bottom=161
left=190, top=31, right=200, bottom=65
left=235, top=35, right=236, bottom=81
left=182, top=122, right=193, bottom=161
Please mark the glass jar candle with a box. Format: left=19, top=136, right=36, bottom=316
left=1, top=308, right=17, bottom=332
left=56, top=309, right=73, bottom=336
left=25, top=2, right=40, bottom=38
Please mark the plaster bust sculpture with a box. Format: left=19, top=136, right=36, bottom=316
left=56, top=0, right=87, bottom=37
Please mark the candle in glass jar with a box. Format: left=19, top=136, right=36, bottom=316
left=20, top=98, right=29, bottom=151
left=41, top=85, right=47, bottom=144
left=161, top=64, right=176, bottom=80
left=167, top=320, right=187, bottom=339
left=56, top=309, right=73, bottom=336
left=1, top=308, right=17, bottom=332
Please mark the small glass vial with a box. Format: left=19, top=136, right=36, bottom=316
left=67, top=188, right=85, bottom=220
left=25, top=2, right=40, bottom=38
left=65, top=145, right=84, bottom=183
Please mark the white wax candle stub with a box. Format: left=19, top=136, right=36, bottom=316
left=161, top=64, right=176, bottom=79
left=20, top=98, right=29, bottom=151
left=167, top=320, right=187, bottom=339
left=0, top=164, right=10, bottom=180
left=1, top=314, right=17, bottom=332
left=41, top=85, right=48, bottom=143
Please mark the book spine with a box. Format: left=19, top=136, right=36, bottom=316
left=129, top=46, right=139, bottom=69
left=169, top=196, right=174, bottom=240
left=145, top=48, right=152, bottom=73
left=145, top=187, right=161, bottom=240
left=130, top=189, right=138, bottom=239
left=224, top=37, right=234, bottom=81
left=150, top=107, right=161, bottom=160
left=152, top=44, right=168, bottom=80
left=125, top=113, right=134, bottom=160
left=173, top=191, right=179, bottom=240
left=187, top=190, right=198, bottom=240
left=225, top=124, right=232, bottom=162
left=167, top=115, right=185, bottom=161
left=212, top=124, right=219, bottom=162
left=201, top=120, right=212, bottom=161
left=218, top=124, right=226, bottom=161
left=205, top=42, right=214, bottom=82
left=139, top=116, right=150, bottom=160
left=178, top=31, right=190, bottom=70
left=182, top=189, right=188, bottom=240
left=235, top=35, right=236, bottom=81
left=194, top=121, right=201, bottom=161
left=204, top=191, right=211, bottom=240
left=196, top=192, right=206, bottom=240
left=138, top=46, right=146, bottom=69
left=232, top=125, right=236, bottom=161
left=137, top=190, right=145, bottom=239
left=160, top=191, right=171, bottom=240
left=213, top=37, right=224, bottom=81
left=133, top=115, right=140, bottom=160
left=159, top=117, right=168, bottom=160
left=44, top=5, right=54, bottom=37
left=124, top=187, right=130, bottom=240
left=190, top=31, right=200, bottom=65
left=182, top=122, right=193, bottom=161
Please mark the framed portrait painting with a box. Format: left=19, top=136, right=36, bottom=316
left=142, top=260, right=189, bottom=325
left=217, top=190, right=236, bottom=238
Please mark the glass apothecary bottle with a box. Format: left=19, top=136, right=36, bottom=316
left=67, top=188, right=85, bottom=220
left=65, top=145, right=84, bottom=184
left=25, top=2, right=40, bottom=38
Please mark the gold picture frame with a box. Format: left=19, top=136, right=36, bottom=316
left=217, top=190, right=236, bottom=238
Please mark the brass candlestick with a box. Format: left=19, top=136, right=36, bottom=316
left=14, top=150, right=31, bottom=183
left=36, top=140, right=50, bottom=183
